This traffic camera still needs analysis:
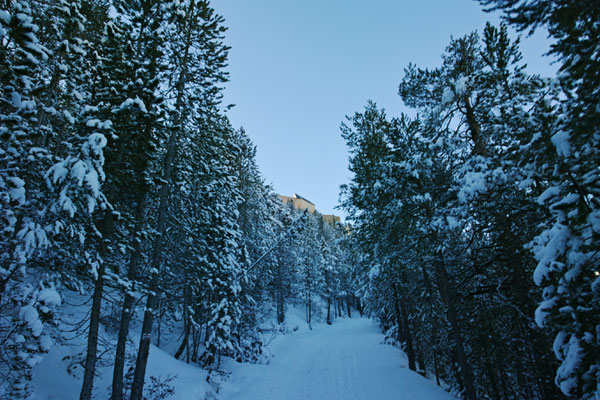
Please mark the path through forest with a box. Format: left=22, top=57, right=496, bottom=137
left=218, top=316, right=455, bottom=400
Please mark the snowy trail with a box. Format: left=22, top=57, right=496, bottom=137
left=219, top=317, right=455, bottom=400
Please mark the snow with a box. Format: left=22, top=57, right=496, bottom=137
left=458, top=171, right=486, bottom=203
left=32, top=298, right=454, bottom=400
left=368, top=265, right=380, bottom=279
left=11, top=91, right=22, bottom=108
left=537, top=186, right=560, bottom=205
left=588, top=208, right=600, bottom=232
left=118, top=97, right=148, bottom=113
left=533, top=222, right=569, bottom=286
left=48, top=159, right=69, bottom=184
left=19, top=305, right=43, bottom=337
left=71, top=159, right=86, bottom=186
left=219, top=317, right=455, bottom=400
left=454, top=76, right=468, bottom=95
left=86, top=132, right=107, bottom=156
left=32, top=291, right=212, bottom=400
left=38, top=288, right=61, bottom=307
left=85, top=169, right=100, bottom=198
left=550, top=131, right=571, bottom=158
left=535, top=297, right=557, bottom=327
left=446, top=216, right=460, bottom=229
left=8, top=176, right=26, bottom=205
left=441, top=87, right=454, bottom=105
left=63, top=110, right=75, bottom=124
left=0, top=10, right=10, bottom=24
left=17, top=222, right=49, bottom=258
left=556, top=334, right=584, bottom=396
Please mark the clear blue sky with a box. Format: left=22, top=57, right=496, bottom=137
left=213, top=0, right=556, bottom=218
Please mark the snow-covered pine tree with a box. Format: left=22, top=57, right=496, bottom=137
left=129, top=1, right=229, bottom=396
left=271, top=199, right=300, bottom=324
left=109, top=1, right=166, bottom=398
left=0, top=1, right=100, bottom=396
left=477, top=2, right=600, bottom=398
left=341, top=25, right=567, bottom=397
left=397, top=25, right=562, bottom=399
left=71, top=7, right=161, bottom=398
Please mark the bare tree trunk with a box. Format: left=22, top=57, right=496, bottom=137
left=434, top=350, right=441, bottom=386
left=486, top=361, right=502, bottom=400
left=174, top=323, right=190, bottom=361
left=326, top=297, right=332, bottom=325
left=111, top=197, right=146, bottom=400
left=79, top=259, right=106, bottom=400
left=129, top=122, right=178, bottom=400
left=174, top=283, right=190, bottom=360
left=276, top=258, right=285, bottom=324
left=110, top=6, right=162, bottom=396
left=80, top=191, right=121, bottom=400
left=463, top=95, right=486, bottom=156
left=393, top=291, right=406, bottom=344
left=415, top=334, right=426, bottom=375
left=356, top=296, right=364, bottom=317
left=346, top=295, right=352, bottom=318
left=157, top=302, right=163, bottom=347
left=434, top=257, right=477, bottom=400
left=400, top=299, right=416, bottom=372
left=307, top=287, right=312, bottom=325
left=393, top=283, right=416, bottom=371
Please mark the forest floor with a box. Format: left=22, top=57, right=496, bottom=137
left=218, top=314, right=456, bottom=400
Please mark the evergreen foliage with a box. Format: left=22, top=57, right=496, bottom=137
left=0, top=2, right=351, bottom=398
left=340, top=22, right=593, bottom=400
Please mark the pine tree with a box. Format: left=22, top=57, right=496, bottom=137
left=129, top=1, right=229, bottom=396
left=477, top=2, right=600, bottom=398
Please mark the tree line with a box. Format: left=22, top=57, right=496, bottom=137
left=0, top=1, right=354, bottom=399
left=341, top=1, right=599, bottom=399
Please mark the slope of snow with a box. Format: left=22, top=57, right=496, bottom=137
left=33, top=339, right=211, bottom=399
left=31, top=290, right=211, bottom=400
left=219, top=316, right=455, bottom=400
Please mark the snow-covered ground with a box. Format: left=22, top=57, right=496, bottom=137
left=219, top=315, right=455, bottom=400
left=32, top=303, right=454, bottom=400
left=31, top=291, right=212, bottom=399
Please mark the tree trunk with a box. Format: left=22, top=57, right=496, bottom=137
left=327, top=297, right=332, bottom=325
left=393, top=283, right=416, bottom=372
left=129, top=3, right=195, bottom=395
left=416, top=336, right=426, bottom=375
left=307, top=287, right=312, bottom=325
left=434, top=350, right=441, bottom=386
left=486, top=361, right=502, bottom=400
left=346, top=295, right=352, bottom=318
left=157, top=302, right=163, bottom=347
left=79, top=261, right=106, bottom=400
left=174, top=282, right=190, bottom=360
left=110, top=6, right=162, bottom=396
left=111, top=196, right=146, bottom=400
left=80, top=202, right=119, bottom=400
left=393, top=291, right=406, bottom=345
left=174, top=323, right=190, bottom=361
left=129, top=124, right=178, bottom=399
left=434, top=257, right=477, bottom=400
left=463, top=95, right=486, bottom=156
left=276, top=258, right=285, bottom=324
left=400, top=298, right=416, bottom=372
left=356, top=296, right=364, bottom=317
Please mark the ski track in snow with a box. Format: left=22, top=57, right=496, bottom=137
left=219, top=317, right=455, bottom=400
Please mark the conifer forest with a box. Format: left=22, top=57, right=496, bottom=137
left=0, top=0, right=598, bottom=399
